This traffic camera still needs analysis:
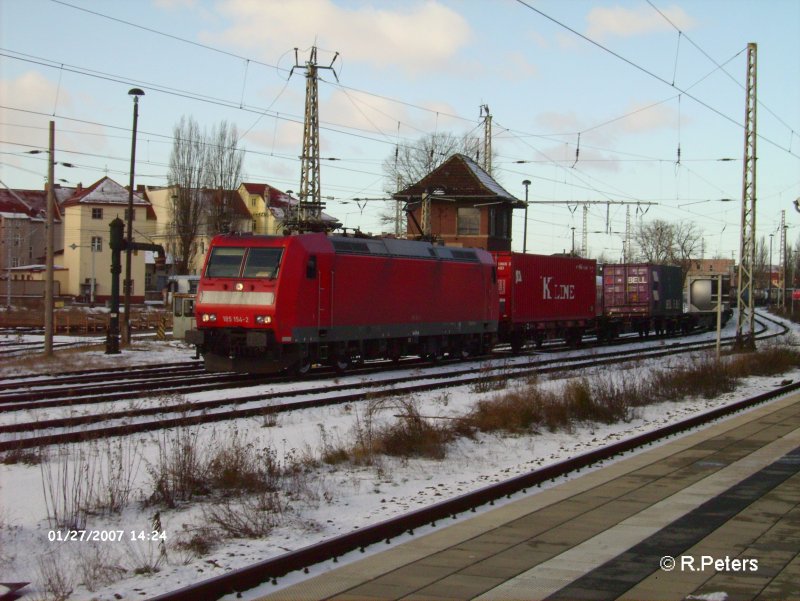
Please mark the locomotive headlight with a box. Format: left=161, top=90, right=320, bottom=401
left=255, top=315, right=272, bottom=325
left=202, top=313, right=217, bottom=323
left=235, top=282, right=244, bottom=291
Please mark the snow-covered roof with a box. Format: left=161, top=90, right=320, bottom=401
left=62, top=177, right=150, bottom=208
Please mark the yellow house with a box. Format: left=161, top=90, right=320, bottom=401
left=145, top=184, right=253, bottom=275
left=238, top=182, right=339, bottom=234
left=61, top=177, right=155, bottom=302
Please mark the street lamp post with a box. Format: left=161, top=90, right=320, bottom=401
left=123, top=88, right=144, bottom=345
left=44, top=121, right=55, bottom=357
left=522, top=179, right=531, bottom=254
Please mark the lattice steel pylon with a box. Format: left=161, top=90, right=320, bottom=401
left=480, top=104, right=492, bottom=175
left=285, top=46, right=338, bottom=233
left=735, top=42, right=758, bottom=350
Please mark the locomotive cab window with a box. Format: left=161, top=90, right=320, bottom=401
left=243, top=247, right=283, bottom=279
left=206, top=247, right=246, bottom=278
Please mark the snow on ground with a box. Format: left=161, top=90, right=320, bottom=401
left=0, top=311, right=798, bottom=600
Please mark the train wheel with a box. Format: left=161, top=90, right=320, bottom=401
left=292, top=357, right=312, bottom=377
left=331, top=356, right=350, bottom=374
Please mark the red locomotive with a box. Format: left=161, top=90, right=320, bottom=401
left=187, top=233, right=498, bottom=374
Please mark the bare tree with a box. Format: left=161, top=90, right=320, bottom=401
left=634, top=219, right=675, bottom=263
left=379, top=131, right=488, bottom=234
left=205, top=120, right=244, bottom=235
left=168, top=116, right=206, bottom=275
left=634, top=218, right=704, bottom=280
left=167, top=117, right=245, bottom=274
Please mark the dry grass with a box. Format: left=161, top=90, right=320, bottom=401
left=321, top=398, right=455, bottom=464
left=461, top=375, right=635, bottom=435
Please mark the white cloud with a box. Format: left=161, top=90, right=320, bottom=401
left=617, top=100, right=679, bottom=134
left=204, top=0, right=472, bottom=76
left=0, top=72, right=109, bottom=185
left=586, top=4, right=695, bottom=39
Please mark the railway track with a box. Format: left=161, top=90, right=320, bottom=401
left=0, top=315, right=784, bottom=452
left=147, top=376, right=800, bottom=601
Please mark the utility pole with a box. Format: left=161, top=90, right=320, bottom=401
left=736, top=42, right=757, bottom=350
left=780, top=209, right=786, bottom=308
left=480, top=104, right=492, bottom=175
left=44, top=121, right=55, bottom=357
left=528, top=200, right=656, bottom=257
left=286, top=46, right=338, bottom=233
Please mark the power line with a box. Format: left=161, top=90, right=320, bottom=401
left=513, top=0, right=799, bottom=160
left=646, top=0, right=798, bottom=138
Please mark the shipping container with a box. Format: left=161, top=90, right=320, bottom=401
left=600, top=263, right=686, bottom=337
left=492, top=252, right=597, bottom=349
left=685, top=274, right=732, bottom=329
left=602, top=263, right=683, bottom=318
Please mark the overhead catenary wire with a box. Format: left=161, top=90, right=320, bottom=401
left=513, top=0, right=799, bottom=160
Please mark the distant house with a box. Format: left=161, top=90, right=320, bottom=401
left=0, top=185, right=67, bottom=273
left=0, top=184, right=76, bottom=304
left=392, top=154, right=524, bottom=251
left=238, top=182, right=340, bottom=235
left=61, top=177, right=156, bottom=302
left=687, top=259, right=735, bottom=277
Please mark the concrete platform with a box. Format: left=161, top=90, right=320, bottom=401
left=254, top=393, right=800, bottom=601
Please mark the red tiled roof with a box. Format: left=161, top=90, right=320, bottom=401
left=242, top=182, right=268, bottom=195
left=0, top=186, right=71, bottom=221
left=241, top=182, right=295, bottom=208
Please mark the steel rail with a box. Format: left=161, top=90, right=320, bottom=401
left=0, top=316, right=784, bottom=452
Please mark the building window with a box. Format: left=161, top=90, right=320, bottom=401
left=11, top=257, right=19, bottom=268
left=489, top=207, right=511, bottom=239
left=457, top=207, right=480, bottom=236
left=92, top=208, right=103, bottom=220
left=252, top=219, right=257, bottom=232
left=91, top=236, right=102, bottom=252
left=251, top=197, right=257, bottom=207
left=124, top=208, right=135, bottom=221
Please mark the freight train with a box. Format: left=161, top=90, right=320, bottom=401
left=185, top=232, right=731, bottom=374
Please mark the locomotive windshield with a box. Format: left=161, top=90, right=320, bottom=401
left=205, top=246, right=283, bottom=279
left=242, top=248, right=283, bottom=279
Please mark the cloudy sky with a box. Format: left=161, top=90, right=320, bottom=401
left=1, top=0, right=798, bottom=257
